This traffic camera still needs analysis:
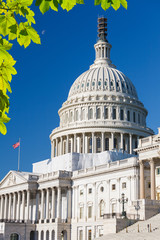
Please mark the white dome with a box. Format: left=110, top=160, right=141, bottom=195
left=68, top=65, right=138, bottom=100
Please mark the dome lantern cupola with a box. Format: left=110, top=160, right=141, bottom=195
left=93, top=17, right=114, bottom=67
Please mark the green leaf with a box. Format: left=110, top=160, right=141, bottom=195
left=39, top=0, right=50, bottom=14
left=0, top=121, right=7, bottom=135
left=101, top=0, right=110, bottom=10
left=0, top=15, right=16, bottom=36
left=26, top=25, right=41, bottom=44
left=50, top=0, right=58, bottom=11
left=120, top=0, right=127, bottom=9
left=61, top=0, right=76, bottom=11
left=35, top=0, right=43, bottom=6
left=76, top=0, right=84, bottom=4
left=111, top=0, right=120, bottom=10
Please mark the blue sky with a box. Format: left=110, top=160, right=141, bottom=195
left=0, top=0, right=160, bottom=180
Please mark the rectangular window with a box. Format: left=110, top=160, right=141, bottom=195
left=80, top=189, right=83, bottom=196
left=157, top=168, right=160, bottom=175
left=122, top=182, right=126, bottom=189
left=133, top=112, right=136, bottom=123
left=120, top=109, right=124, bottom=120
left=79, top=230, right=83, bottom=240
left=112, top=184, right=116, bottom=190
left=105, top=138, right=109, bottom=151
left=148, top=182, right=151, bottom=188
left=88, top=188, right=92, bottom=194
left=88, top=206, right=92, bottom=218
left=104, top=107, right=108, bottom=119
left=80, top=207, right=83, bottom=219
left=88, top=230, right=92, bottom=240
left=113, top=108, right=116, bottom=120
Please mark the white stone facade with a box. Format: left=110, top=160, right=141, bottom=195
left=0, top=17, right=159, bottom=240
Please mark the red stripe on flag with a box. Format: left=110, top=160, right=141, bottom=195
left=13, top=142, right=20, bottom=149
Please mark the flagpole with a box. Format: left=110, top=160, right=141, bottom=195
left=18, top=138, right=20, bottom=171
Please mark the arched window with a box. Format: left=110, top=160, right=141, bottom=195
left=97, top=108, right=101, bottom=119
left=69, top=111, right=73, bottom=122
left=105, top=138, right=109, bottom=151
left=120, top=109, right=124, bottom=120
left=10, top=234, right=19, bottom=240
left=104, top=107, right=108, bottom=119
left=52, top=230, right=55, bottom=240
left=88, top=137, right=92, bottom=153
left=88, top=108, right=93, bottom=120
left=99, top=200, right=105, bottom=217
left=133, top=112, right=136, bottom=123
left=113, top=108, right=116, bottom=120
left=46, top=230, right=49, bottom=240
left=127, top=110, right=130, bottom=121
left=30, top=231, right=35, bottom=240
left=96, top=137, right=101, bottom=153
left=114, top=138, right=118, bottom=149
left=75, top=110, right=79, bottom=121
left=81, top=109, right=85, bottom=120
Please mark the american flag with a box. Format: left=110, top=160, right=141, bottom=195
left=13, top=141, right=20, bottom=149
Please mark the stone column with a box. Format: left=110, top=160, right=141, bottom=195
left=127, top=176, right=131, bottom=201
left=121, top=133, right=124, bottom=150
left=4, top=194, right=8, bottom=220
left=129, top=134, right=132, bottom=154
left=51, top=140, right=55, bottom=159
left=74, top=134, right=76, bottom=152
left=117, top=178, right=120, bottom=213
left=92, top=132, right=94, bottom=153
left=150, top=159, right=156, bottom=200
left=57, top=187, right=61, bottom=219
left=93, top=183, right=96, bottom=221
left=56, top=138, right=58, bottom=157
left=111, top=132, right=114, bottom=150
left=140, top=161, right=145, bottom=199
left=13, top=192, right=16, bottom=221
left=68, top=187, right=72, bottom=220
left=22, top=191, right=25, bottom=220
left=60, top=137, right=63, bottom=155
left=52, top=188, right=55, bottom=219
left=0, top=195, right=4, bottom=220
left=101, top=132, right=105, bottom=152
left=72, top=187, right=75, bottom=219
left=41, top=189, right=44, bottom=220
left=66, top=135, right=69, bottom=153
left=35, top=191, right=39, bottom=221
left=71, top=136, right=73, bottom=153
left=106, top=180, right=110, bottom=213
left=17, top=192, right=21, bottom=221
left=8, top=194, right=11, bottom=220
left=26, top=190, right=30, bottom=221
left=46, top=188, right=49, bottom=220
left=137, top=136, right=139, bottom=148
left=84, top=184, right=87, bottom=221
left=82, top=133, right=85, bottom=154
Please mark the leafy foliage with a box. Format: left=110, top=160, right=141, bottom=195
left=0, top=0, right=40, bottom=134
left=0, top=0, right=127, bottom=135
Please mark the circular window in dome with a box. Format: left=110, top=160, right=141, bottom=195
left=92, top=82, right=95, bottom=86
left=100, top=186, right=104, bottom=192
left=98, top=81, right=101, bottom=86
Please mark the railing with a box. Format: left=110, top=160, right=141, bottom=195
left=103, top=213, right=140, bottom=220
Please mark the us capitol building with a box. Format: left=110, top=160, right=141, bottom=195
left=0, top=18, right=160, bottom=240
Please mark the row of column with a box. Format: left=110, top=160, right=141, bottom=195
left=0, top=187, right=72, bottom=222
left=140, top=158, right=156, bottom=200
left=51, top=132, right=139, bottom=157
left=0, top=190, right=30, bottom=222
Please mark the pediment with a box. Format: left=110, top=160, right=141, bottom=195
left=0, top=171, right=27, bottom=189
